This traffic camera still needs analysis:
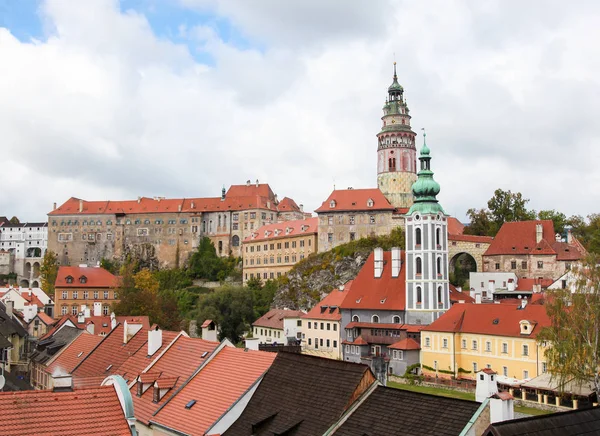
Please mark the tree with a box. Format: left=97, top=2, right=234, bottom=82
left=188, top=237, right=237, bottom=281
left=487, top=189, right=536, bottom=229
left=40, top=250, right=59, bottom=296
left=249, top=279, right=277, bottom=319
left=9, top=216, right=19, bottom=224
left=538, top=210, right=567, bottom=234
left=463, top=208, right=496, bottom=236
left=100, top=258, right=120, bottom=274
left=538, top=254, right=600, bottom=400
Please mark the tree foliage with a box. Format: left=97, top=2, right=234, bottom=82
left=100, top=258, right=120, bottom=275
left=538, top=210, right=568, bottom=234
left=188, top=237, right=238, bottom=281
left=40, top=250, right=59, bottom=296
left=538, top=254, right=600, bottom=400
left=571, top=214, right=600, bottom=255
left=463, top=208, right=497, bottom=237
left=9, top=216, right=20, bottom=224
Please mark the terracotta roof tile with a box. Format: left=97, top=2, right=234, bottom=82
left=389, top=338, right=421, bottom=350
left=450, top=284, right=475, bottom=303
left=422, top=303, right=551, bottom=338
left=516, top=278, right=554, bottom=291
left=116, top=330, right=179, bottom=382
left=55, top=266, right=118, bottom=288
left=0, top=385, right=132, bottom=436
left=301, top=282, right=352, bottom=321
left=151, top=346, right=276, bottom=435
left=36, top=312, right=56, bottom=326
left=341, top=251, right=406, bottom=311
left=277, top=196, right=301, bottom=212
left=447, top=217, right=465, bottom=235
left=46, top=333, right=102, bottom=376
left=315, top=188, right=394, bottom=213
left=252, top=309, right=304, bottom=330
left=244, top=217, right=318, bottom=242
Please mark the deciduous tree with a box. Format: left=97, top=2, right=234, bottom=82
left=40, top=250, right=59, bottom=296
left=487, top=189, right=536, bottom=229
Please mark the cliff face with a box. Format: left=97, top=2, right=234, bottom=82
left=273, top=228, right=405, bottom=310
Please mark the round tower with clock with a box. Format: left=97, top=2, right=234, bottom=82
left=376, top=63, right=417, bottom=209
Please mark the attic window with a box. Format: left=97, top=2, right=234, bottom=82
left=329, top=200, right=336, bottom=208
left=351, top=202, right=356, bottom=206
left=380, top=298, right=386, bottom=304
left=512, top=247, right=516, bottom=250
left=66, top=276, right=74, bottom=284
left=492, top=319, right=499, bottom=325
left=185, top=400, right=197, bottom=409
left=524, top=246, right=529, bottom=250
left=79, top=276, right=87, bottom=284
left=367, top=199, right=374, bottom=207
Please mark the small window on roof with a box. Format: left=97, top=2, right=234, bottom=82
left=367, top=198, right=374, bottom=207
left=77, top=352, right=83, bottom=358
left=185, top=400, right=197, bottom=409
left=330, top=200, right=336, bottom=208
left=65, top=275, right=73, bottom=284
left=79, top=276, right=87, bottom=284
left=106, top=364, right=113, bottom=372
left=201, top=351, right=208, bottom=358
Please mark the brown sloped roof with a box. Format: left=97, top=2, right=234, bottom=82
left=223, top=352, right=375, bottom=436
left=333, top=386, right=481, bottom=436
left=252, top=309, right=304, bottom=329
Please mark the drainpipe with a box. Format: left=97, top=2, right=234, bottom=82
left=453, top=332, right=457, bottom=378
left=536, top=343, right=539, bottom=377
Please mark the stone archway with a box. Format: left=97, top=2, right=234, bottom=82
left=20, top=279, right=29, bottom=287
left=31, top=280, right=39, bottom=288
left=449, top=252, right=477, bottom=289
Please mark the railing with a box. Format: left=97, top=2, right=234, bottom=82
left=258, top=344, right=301, bottom=354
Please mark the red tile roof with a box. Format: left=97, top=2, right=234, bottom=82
left=252, top=308, right=304, bottom=329
left=36, top=312, right=55, bottom=326
left=343, top=336, right=369, bottom=345
left=516, top=278, right=554, bottom=291
left=340, top=251, right=406, bottom=311
left=302, top=282, right=352, bottom=321
left=244, top=217, right=318, bottom=242
left=315, top=188, right=395, bottom=213
left=55, top=266, right=118, bottom=288
left=449, top=285, right=475, bottom=304
left=201, top=319, right=213, bottom=328
left=389, top=338, right=421, bottom=350
left=46, top=332, right=103, bottom=376
left=226, top=183, right=275, bottom=200
left=151, top=346, right=276, bottom=435
left=484, top=220, right=584, bottom=260
left=449, top=234, right=494, bottom=244
left=422, top=303, right=551, bottom=338
left=447, top=217, right=465, bottom=235
left=0, top=385, right=132, bottom=436
left=130, top=335, right=220, bottom=425
left=38, top=315, right=81, bottom=342
left=278, top=196, right=301, bottom=212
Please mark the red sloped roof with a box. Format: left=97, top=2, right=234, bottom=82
left=315, top=188, right=394, bottom=213
left=447, top=217, right=465, bottom=235
left=151, top=346, right=276, bottom=435
left=449, top=285, right=475, bottom=303
left=422, top=303, right=551, bottom=338
left=278, top=196, right=301, bottom=212
left=252, top=309, right=304, bottom=329
left=516, top=278, right=554, bottom=291
left=36, top=312, right=56, bottom=326
left=46, top=333, right=103, bottom=376
left=340, top=251, right=406, bottom=311
left=449, top=234, right=494, bottom=244
left=345, top=322, right=406, bottom=330
left=226, top=183, right=275, bottom=200
left=0, top=385, right=132, bottom=436
left=131, top=336, right=220, bottom=425
left=389, top=338, right=421, bottom=350
left=484, top=220, right=556, bottom=256
left=55, top=266, right=118, bottom=288
left=302, top=282, right=352, bottom=321
left=244, top=217, right=318, bottom=242
left=343, top=336, right=369, bottom=345
left=552, top=241, right=585, bottom=261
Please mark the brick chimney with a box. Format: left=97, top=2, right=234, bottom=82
left=53, top=202, right=57, bottom=211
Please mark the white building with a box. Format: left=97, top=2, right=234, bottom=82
left=469, top=272, right=518, bottom=301
left=0, top=220, right=48, bottom=287
left=251, top=308, right=304, bottom=345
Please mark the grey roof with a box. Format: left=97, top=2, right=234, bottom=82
left=522, top=373, right=595, bottom=397
left=484, top=406, right=600, bottom=435
left=333, top=386, right=482, bottom=436
left=30, top=326, right=81, bottom=365
left=0, top=301, right=28, bottom=339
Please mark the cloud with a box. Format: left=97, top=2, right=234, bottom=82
left=1, top=0, right=600, bottom=224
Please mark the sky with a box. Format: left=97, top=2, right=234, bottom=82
left=1, top=0, right=599, bottom=223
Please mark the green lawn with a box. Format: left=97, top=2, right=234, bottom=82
left=388, top=381, right=551, bottom=416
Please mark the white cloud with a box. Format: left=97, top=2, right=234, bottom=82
left=1, top=0, right=600, bottom=223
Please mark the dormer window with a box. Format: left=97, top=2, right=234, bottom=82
left=330, top=200, right=336, bottom=208
left=519, top=320, right=535, bottom=335
left=286, top=227, right=292, bottom=235
left=79, top=276, right=87, bottom=284
left=65, top=276, right=73, bottom=284
left=367, top=199, right=374, bottom=207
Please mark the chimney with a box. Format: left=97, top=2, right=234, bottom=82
left=507, top=279, right=515, bottom=292
left=110, top=312, right=117, bottom=330
left=274, top=194, right=278, bottom=203
left=178, top=204, right=182, bottom=212
left=79, top=199, right=83, bottom=213
left=566, top=226, right=573, bottom=243
left=299, top=204, right=304, bottom=212
left=148, top=326, right=163, bottom=356
left=137, top=197, right=141, bottom=204
left=391, top=247, right=401, bottom=278
left=521, top=297, right=528, bottom=309
left=221, top=186, right=226, bottom=201
left=53, top=374, right=73, bottom=392
left=490, top=393, right=515, bottom=424
left=475, top=369, right=498, bottom=402
left=246, top=180, right=251, bottom=186
left=374, top=248, right=384, bottom=278
left=78, top=312, right=85, bottom=324
left=5, top=300, right=13, bottom=318
left=53, top=202, right=57, bottom=211
left=93, top=302, right=101, bottom=317
left=191, top=201, right=195, bottom=209
left=86, top=321, right=95, bottom=335
left=535, top=223, right=543, bottom=243
left=255, top=179, right=259, bottom=187
left=123, top=320, right=143, bottom=344
left=475, top=294, right=482, bottom=304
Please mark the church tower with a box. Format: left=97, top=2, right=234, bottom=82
left=404, top=133, right=449, bottom=324
left=377, top=63, right=417, bottom=209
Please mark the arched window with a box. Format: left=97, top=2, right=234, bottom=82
left=393, top=315, right=401, bottom=324
left=232, top=235, right=240, bottom=247
left=437, top=257, right=442, bottom=276
left=372, top=315, right=380, bottom=323
left=436, top=228, right=441, bottom=247
left=352, top=315, right=360, bottom=323
left=416, top=257, right=422, bottom=275
left=438, top=286, right=443, bottom=305
left=218, top=241, right=223, bottom=253
left=415, top=228, right=422, bottom=246
left=416, top=286, right=422, bottom=305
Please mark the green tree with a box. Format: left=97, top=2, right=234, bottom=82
left=538, top=254, right=600, bottom=400
left=538, top=210, right=568, bottom=234
left=463, top=208, right=496, bottom=236
left=154, top=268, right=193, bottom=291
left=40, top=250, right=59, bottom=296
left=253, top=279, right=277, bottom=319
left=100, top=258, right=120, bottom=275
left=487, top=189, right=536, bottom=229
left=188, top=237, right=236, bottom=281
left=9, top=216, right=19, bottom=224
left=197, top=285, right=253, bottom=344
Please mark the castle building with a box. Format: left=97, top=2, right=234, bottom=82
left=47, top=181, right=304, bottom=269
left=376, top=62, right=418, bottom=209
left=0, top=219, right=48, bottom=288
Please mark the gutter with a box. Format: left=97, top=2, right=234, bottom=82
left=458, top=397, right=489, bottom=436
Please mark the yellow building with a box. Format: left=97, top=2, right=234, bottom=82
left=242, top=217, right=318, bottom=283
left=420, top=302, right=549, bottom=382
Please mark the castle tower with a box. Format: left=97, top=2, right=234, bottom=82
left=404, top=133, right=449, bottom=324
left=377, top=63, right=417, bottom=209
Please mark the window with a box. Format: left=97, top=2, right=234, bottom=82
left=436, top=257, right=442, bottom=276
left=104, top=291, right=109, bottom=299
left=495, top=263, right=500, bottom=270
left=114, top=291, right=118, bottom=299
left=416, top=257, right=422, bottom=275
left=485, top=341, right=491, bottom=352
left=415, top=228, right=422, bottom=246
left=333, top=340, right=337, bottom=348
left=425, top=337, right=430, bottom=347
left=71, top=305, right=78, bottom=315
left=473, top=362, right=478, bottom=373
left=334, top=324, right=337, bottom=331
left=393, top=315, right=401, bottom=324
left=437, top=286, right=443, bottom=306
left=103, top=305, right=109, bottom=315
left=502, top=343, right=508, bottom=354
left=523, top=370, right=529, bottom=379
left=461, top=339, right=467, bottom=349
left=94, top=291, right=98, bottom=299
left=62, top=291, right=68, bottom=299
left=537, top=261, right=544, bottom=269
left=442, top=338, right=448, bottom=349
left=320, top=322, right=324, bottom=330
left=542, top=362, right=547, bottom=373
left=523, top=344, right=529, bottom=356
left=511, top=261, right=517, bottom=269
left=83, top=291, right=88, bottom=299
left=327, top=233, right=333, bottom=242
left=372, top=315, right=379, bottom=323
left=73, top=291, right=78, bottom=300
left=436, top=228, right=441, bottom=246
left=416, top=286, right=422, bottom=305
left=433, top=360, right=438, bottom=370
left=352, top=315, right=359, bottom=322
left=472, top=340, right=478, bottom=350
left=297, top=320, right=302, bottom=327
left=369, top=215, right=375, bottom=224
left=327, top=323, right=331, bottom=330
left=503, top=366, right=508, bottom=377
left=522, top=261, right=527, bottom=269
left=284, top=242, right=289, bottom=249
left=326, top=339, right=330, bottom=348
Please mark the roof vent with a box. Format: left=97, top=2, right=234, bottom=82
left=201, top=351, right=208, bottom=358
left=77, top=351, right=83, bottom=358
left=106, top=364, right=113, bottom=372
left=492, top=318, right=499, bottom=325
left=185, top=400, right=197, bottom=409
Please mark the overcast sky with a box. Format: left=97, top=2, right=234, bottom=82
left=1, top=0, right=599, bottom=222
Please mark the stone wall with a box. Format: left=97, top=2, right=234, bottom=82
left=317, top=210, right=394, bottom=252
left=449, top=239, right=490, bottom=272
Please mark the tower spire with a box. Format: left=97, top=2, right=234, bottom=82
left=407, top=130, right=445, bottom=215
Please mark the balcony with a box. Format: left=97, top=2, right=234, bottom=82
left=356, top=333, right=402, bottom=346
